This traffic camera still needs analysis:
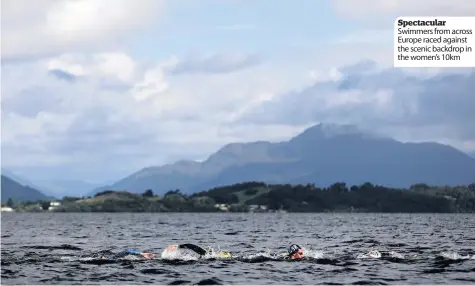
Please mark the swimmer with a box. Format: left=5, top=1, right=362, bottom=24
left=285, top=244, right=305, bottom=260
left=114, top=249, right=153, bottom=259
left=163, top=243, right=232, bottom=258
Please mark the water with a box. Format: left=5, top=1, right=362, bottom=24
left=1, top=213, right=474, bottom=285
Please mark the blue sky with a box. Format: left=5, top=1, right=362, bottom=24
left=1, top=0, right=474, bottom=185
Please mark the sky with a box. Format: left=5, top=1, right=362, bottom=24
left=1, top=0, right=475, bottom=183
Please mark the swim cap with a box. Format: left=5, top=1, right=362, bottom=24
left=218, top=251, right=232, bottom=258
left=288, top=244, right=302, bottom=255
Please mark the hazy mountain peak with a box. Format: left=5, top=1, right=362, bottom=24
left=319, top=123, right=361, bottom=136
left=175, top=159, right=200, bottom=166
left=1, top=168, right=33, bottom=186
left=290, top=123, right=364, bottom=143
left=203, top=141, right=275, bottom=173
left=134, top=160, right=202, bottom=177
left=213, top=141, right=271, bottom=155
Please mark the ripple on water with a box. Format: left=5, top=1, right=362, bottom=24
left=1, top=213, right=474, bottom=285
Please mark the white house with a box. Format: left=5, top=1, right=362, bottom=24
left=249, top=205, right=268, bottom=212
left=214, top=204, right=229, bottom=211
left=48, top=201, right=62, bottom=211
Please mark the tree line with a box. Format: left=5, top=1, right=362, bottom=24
left=3, top=181, right=475, bottom=213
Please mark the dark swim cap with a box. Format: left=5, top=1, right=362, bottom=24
left=288, top=244, right=302, bottom=255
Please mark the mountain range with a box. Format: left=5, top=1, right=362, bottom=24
left=1, top=168, right=103, bottom=198
left=1, top=175, right=51, bottom=202
left=90, top=123, right=475, bottom=196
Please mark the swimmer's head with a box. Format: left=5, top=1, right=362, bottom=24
left=288, top=244, right=304, bottom=260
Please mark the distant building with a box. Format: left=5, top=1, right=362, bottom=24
left=249, top=205, right=268, bottom=212
left=214, top=204, right=229, bottom=211
left=1, top=207, right=14, bottom=212
left=48, top=201, right=62, bottom=211
left=249, top=205, right=259, bottom=212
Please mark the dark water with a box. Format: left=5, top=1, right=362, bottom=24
left=1, top=213, right=474, bottom=285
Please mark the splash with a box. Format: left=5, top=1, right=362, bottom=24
left=302, top=247, right=325, bottom=259
left=357, top=249, right=381, bottom=259
left=202, top=245, right=232, bottom=259
left=159, top=244, right=233, bottom=261
left=242, top=250, right=276, bottom=260
left=389, top=251, right=404, bottom=259
left=439, top=251, right=472, bottom=260
left=237, top=246, right=325, bottom=261
left=160, top=247, right=199, bottom=261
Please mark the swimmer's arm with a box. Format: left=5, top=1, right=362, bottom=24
left=115, top=249, right=152, bottom=258
left=178, top=244, right=207, bottom=256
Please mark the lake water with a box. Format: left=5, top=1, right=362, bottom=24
left=1, top=213, right=474, bottom=285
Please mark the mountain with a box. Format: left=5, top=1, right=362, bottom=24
left=1, top=168, right=39, bottom=189
left=1, top=169, right=101, bottom=198
left=1, top=168, right=55, bottom=196
left=1, top=175, right=51, bottom=202
left=90, top=123, right=475, bottom=195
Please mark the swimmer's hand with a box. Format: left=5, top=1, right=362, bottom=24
left=141, top=253, right=153, bottom=259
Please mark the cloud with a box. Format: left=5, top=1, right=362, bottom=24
left=5, top=41, right=474, bottom=183
left=2, top=87, right=66, bottom=118
left=333, top=0, right=475, bottom=26
left=1, top=0, right=164, bottom=61
left=168, top=53, right=262, bottom=75
left=236, top=62, right=475, bottom=150
left=44, top=52, right=142, bottom=90
left=0, top=51, right=285, bottom=180
left=48, top=69, right=77, bottom=82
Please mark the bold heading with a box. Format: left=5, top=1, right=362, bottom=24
left=397, top=19, right=446, bottom=28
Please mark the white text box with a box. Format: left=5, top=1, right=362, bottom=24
left=394, top=17, right=475, bottom=67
